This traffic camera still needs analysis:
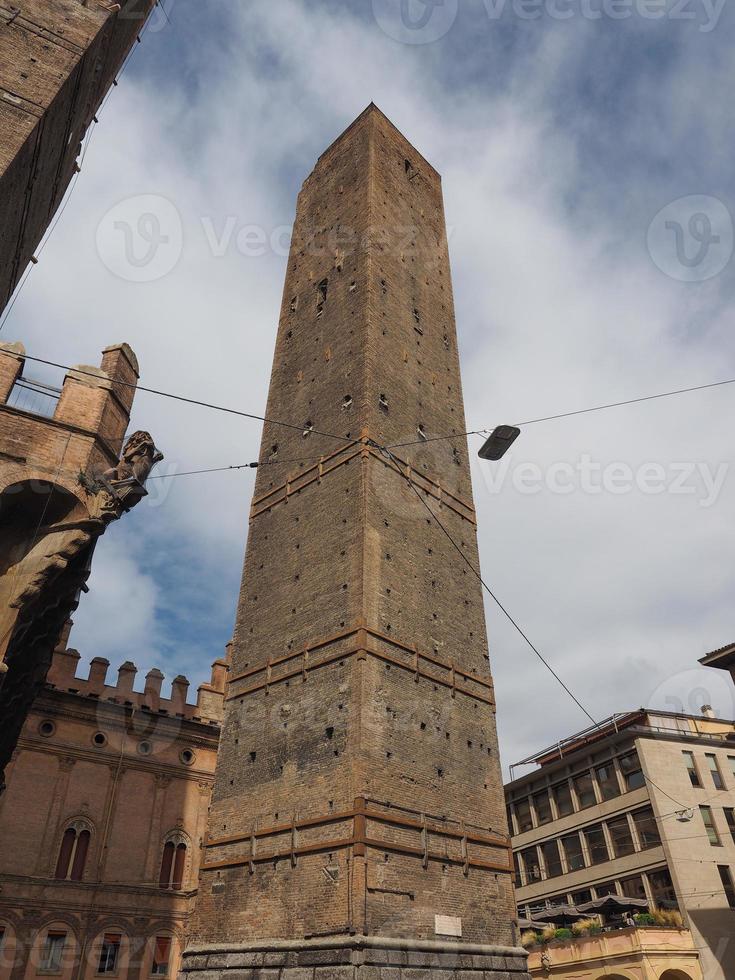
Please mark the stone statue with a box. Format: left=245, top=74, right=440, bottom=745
left=0, top=429, right=163, bottom=792
left=79, top=430, right=164, bottom=515
left=100, top=430, right=164, bottom=487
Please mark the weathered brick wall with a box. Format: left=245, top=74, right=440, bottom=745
left=0, top=639, right=221, bottom=980
left=194, top=106, right=515, bottom=951
left=0, top=0, right=156, bottom=314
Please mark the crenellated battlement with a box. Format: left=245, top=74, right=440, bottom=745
left=47, top=622, right=229, bottom=725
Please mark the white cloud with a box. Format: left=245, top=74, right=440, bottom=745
left=8, top=0, right=734, bottom=775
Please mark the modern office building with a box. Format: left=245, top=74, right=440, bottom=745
left=505, top=691, right=735, bottom=980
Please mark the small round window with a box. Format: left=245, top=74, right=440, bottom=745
left=39, top=720, right=56, bottom=738
left=180, top=748, right=195, bottom=766
left=92, top=731, right=107, bottom=747
left=137, top=740, right=153, bottom=756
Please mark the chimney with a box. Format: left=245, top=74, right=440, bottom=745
left=210, top=658, right=229, bottom=694
left=196, top=653, right=230, bottom=723
left=47, top=646, right=81, bottom=688
left=116, top=661, right=137, bottom=697
left=87, top=657, right=110, bottom=694
left=144, top=668, right=164, bottom=709
left=171, top=675, right=190, bottom=714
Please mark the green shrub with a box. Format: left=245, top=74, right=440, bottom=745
left=554, top=928, right=573, bottom=941
left=634, top=913, right=655, bottom=926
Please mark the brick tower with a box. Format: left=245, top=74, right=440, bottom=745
left=183, top=106, right=528, bottom=980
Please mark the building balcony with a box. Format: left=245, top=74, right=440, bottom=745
left=524, top=925, right=702, bottom=979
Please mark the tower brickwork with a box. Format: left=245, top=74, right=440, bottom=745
left=0, top=0, right=156, bottom=315
left=184, top=106, right=528, bottom=980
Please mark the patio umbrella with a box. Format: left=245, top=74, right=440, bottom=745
left=578, top=894, right=649, bottom=916
left=536, top=905, right=588, bottom=926
left=516, top=916, right=549, bottom=930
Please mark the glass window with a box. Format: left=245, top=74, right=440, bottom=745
left=705, top=754, right=725, bottom=790
left=631, top=807, right=661, bottom=849
left=40, top=933, right=66, bottom=974
left=648, top=868, right=678, bottom=908
left=515, top=798, right=534, bottom=833
left=151, top=938, right=171, bottom=977
left=619, top=751, right=645, bottom=791
left=159, top=841, right=186, bottom=890
left=583, top=824, right=610, bottom=865
left=596, top=763, right=621, bottom=801
left=608, top=815, right=636, bottom=857
left=594, top=881, right=619, bottom=897
left=620, top=874, right=647, bottom=901
left=573, top=771, right=597, bottom=809
left=97, top=935, right=121, bottom=976
left=520, top=847, right=541, bottom=884
left=553, top=781, right=574, bottom=817
left=701, top=806, right=721, bottom=846
left=718, top=866, right=735, bottom=909
left=561, top=833, right=586, bottom=872
left=55, top=826, right=90, bottom=881
left=571, top=889, right=593, bottom=906
left=541, top=839, right=563, bottom=879
left=683, top=751, right=702, bottom=787
left=533, top=790, right=552, bottom=825
left=724, top=808, right=735, bottom=844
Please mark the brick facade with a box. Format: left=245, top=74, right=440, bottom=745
left=0, top=628, right=226, bottom=980
left=0, top=338, right=160, bottom=793
left=182, top=106, right=528, bottom=980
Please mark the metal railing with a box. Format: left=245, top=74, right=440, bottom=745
left=6, top=378, right=62, bottom=419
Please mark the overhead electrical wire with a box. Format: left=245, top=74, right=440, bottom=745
left=16, top=350, right=735, bottom=474
left=18, top=353, right=354, bottom=446
left=379, top=443, right=693, bottom=811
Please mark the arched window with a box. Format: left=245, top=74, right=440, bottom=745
left=159, top=835, right=187, bottom=890
left=55, top=820, right=92, bottom=881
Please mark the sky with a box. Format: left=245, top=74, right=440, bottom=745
left=5, top=0, right=735, bottom=776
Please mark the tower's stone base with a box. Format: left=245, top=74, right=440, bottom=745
left=180, top=936, right=530, bottom=980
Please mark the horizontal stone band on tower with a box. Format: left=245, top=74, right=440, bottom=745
left=202, top=797, right=512, bottom=876
left=251, top=439, right=477, bottom=525
left=225, top=623, right=495, bottom=706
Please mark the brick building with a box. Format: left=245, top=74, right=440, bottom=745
left=0, top=628, right=226, bottom=980
left=0, top=0, right=155, bottom=316
left=0, top=338, right=161, bottom=792
left=182, top=105, right=528, bottom=980
left=505, top=652, right=735, bottom=980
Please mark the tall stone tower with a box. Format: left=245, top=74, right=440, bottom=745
left=183, top=106, right=528, bottom=980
